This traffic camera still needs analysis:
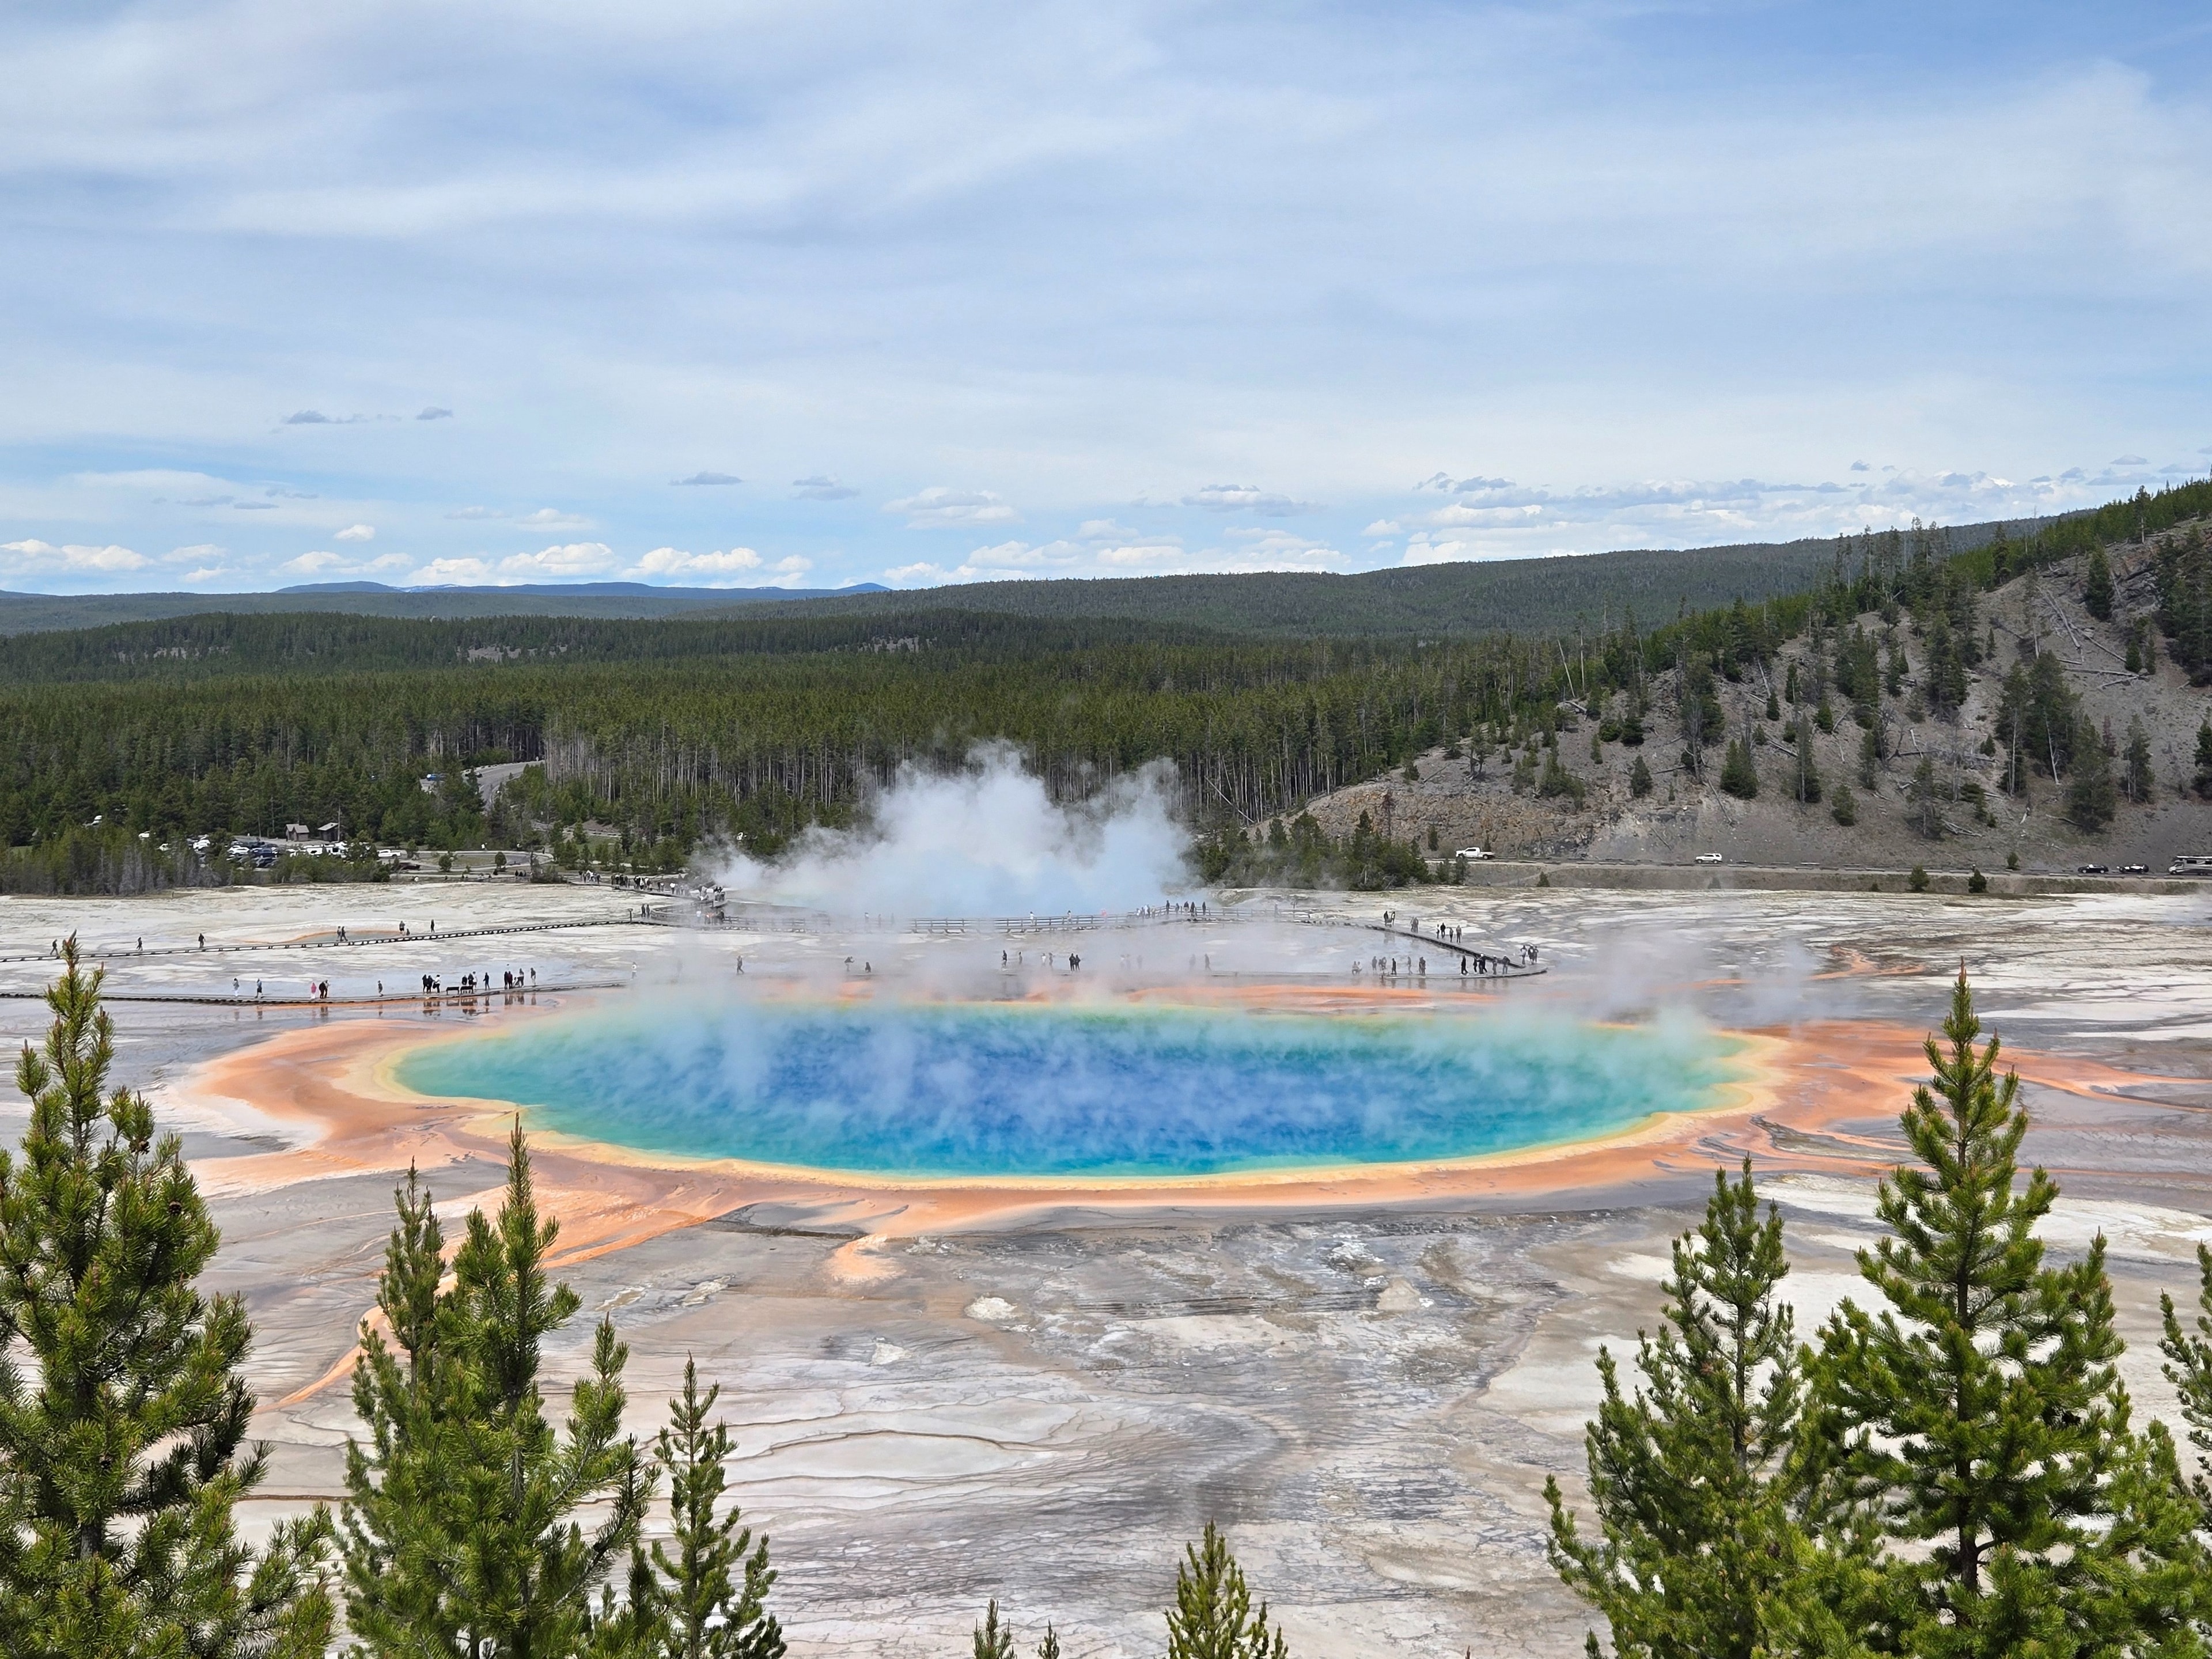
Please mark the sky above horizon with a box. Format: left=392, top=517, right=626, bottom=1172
left=3, top=2, right=2210, bottom=596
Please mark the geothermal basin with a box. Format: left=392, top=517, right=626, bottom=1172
left=2, top=881, right=2209, bottom=1659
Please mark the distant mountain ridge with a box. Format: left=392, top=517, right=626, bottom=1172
left=0, top=517, right=2034, bottom=638
left=0, top=580, right=887, bottom=635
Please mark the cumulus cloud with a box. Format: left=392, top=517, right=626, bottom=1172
left=334, top=523, right=375, bottom=541
left=2110, top=454, right=2148, bottom=465
left=1181, top=483, right=1315, bottom=515
left=1, top=538, right=147, bottom=571
left=408, top=558, right=497, bottom=584
left=626, top=545, right=762, bottom=581
left=497, top=541, right=619, bottom=579
left=281, top=550, right=349, bottom=575
left=884, top=487, right=1018, bottom=528
left=1412, top=474, right=1513, bottom=494
left=181, top=566, right=229, bottom=583
left=166, top=543, right=225, bottom=563
left=515, top=507, right=592, bottom=531
left=417, top=406, right=452, bottom=420
left=1850, top=460, right=1872, bottom=472
left=671, top=471, right=742, bottom=486
left=793, top=475, right=858, bottom=500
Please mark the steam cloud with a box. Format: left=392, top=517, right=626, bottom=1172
left=710, top=745, right=1188, bottom=918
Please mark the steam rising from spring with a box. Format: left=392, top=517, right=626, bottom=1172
left=710, top=745, right=1189, bottom=918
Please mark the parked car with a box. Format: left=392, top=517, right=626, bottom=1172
left=2120, top=863, right=2149, bottom=875
left=2077, top=864, right=2109, bottom=875
left=1694, top=853, right=1725, bottom=864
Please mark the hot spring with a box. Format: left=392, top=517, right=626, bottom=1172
left=393, top=999, right=1748, bottom=1181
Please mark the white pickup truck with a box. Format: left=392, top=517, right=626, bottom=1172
left=1454, top=847, right=1497, bottom=861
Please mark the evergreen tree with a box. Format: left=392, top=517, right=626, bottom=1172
left=1546, top=1161, right=1805, bottom=1659
left=2159, top=1246, right=2212, bottom=1521
left=2084, top=546, right=2115, bottom=621
left=972, top=1600, right=1014, bottom=1659
left=1810, top=970, right=2204, bottom=1658
left=1629, top=755, right=1654, bottom=798
left=1790, top=717, right=1823, bottom=804
left=1035, top=1626, right=1061, bottom=1659
left=2123, top=718, right=2154, bottom=805
left=0, top=939, right=332, bottom=1659
left=1718, top=738, right=1759, bottom=800
left=1857, top=725, right=1880, bottom=789
left=1907, top=756, right=1945, bottom=840
left=1165, top=1522, right=1288, bottom=1659
left=2068, top=715, right=2117, bottom=831
left=340, top=1127, right=652, bottom=1658
left=1830, top=783, right=1857, bottom=827
left=634, top=1359, right=782, bottom=1659
left=2194, top=719, right=2212, bottom=800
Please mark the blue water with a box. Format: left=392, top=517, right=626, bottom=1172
left=394, top=999, right=1741, bottom=1179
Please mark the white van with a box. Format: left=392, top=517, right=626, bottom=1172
left=2171, top=855, right=2212, bottom=876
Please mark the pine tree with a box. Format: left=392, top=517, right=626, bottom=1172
left=2160, top=1247, right=2212, bottom=1520
left=1035, top=1626, right=1061, bottom=1659
left=1830, top=782, right=1857, bottom=827
left=340, top=1125, right=651, bottom=1658
left=1719, top=737, right=1759, bottom=800
left=0, top=939, right=332, bottom=1659
left=1546, top=1162, right=1805, bottom=1659
left=1629, top=754, right=1654, bottom=798
left=2084, top=545, right=2115, bottom=621
left=1165, top=1522, right=1288, bottom=1659
left=2194, top=719, right=2212, bottom=800
left=2067, top=715, right=2117, bottom=831
left=643, top=1359, right=783, bottom=1659
left=973, top=1599, right=1015, bottom=1659
left=2124, top=718, right=2154, bottom=804
left=1810, top=969, right=2205, bottom=1657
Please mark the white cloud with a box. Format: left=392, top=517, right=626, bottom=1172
left=515, top=507, right=592, bottom=531
left=1182, top=484, right=1315, bottom=516
left=181, top=566, right=229, bottom=582
left=417, top=406, right=452, bottom=421
left=793, top=475, right=858, bottom=500
left=334, top=523, right=375, bottom=541
left=884, top=561, right=950, bottom=584
left=626, top=545, right=763, bottom=583
left=166, top=542, right=225, bottom=563
left=497, top=541, right=619, bottom=580
left=2111, top=454, right=2148, bottom=465
left=671, top=471, right=742, bottom=486
left=1, top=538, right=147, bottom=571
left=409, top=557, right=496, bottom=585
left=446, top=506, right=500, bottom=520
left=281, top=550, right=348, bottom=575
left=884, top=487, right=1018, bottom=528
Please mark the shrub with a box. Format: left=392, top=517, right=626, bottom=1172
left=1908, top=863, right=1930, bottom=892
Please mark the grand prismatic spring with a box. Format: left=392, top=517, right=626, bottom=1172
left=392, top=999, right=1748, bottom=1180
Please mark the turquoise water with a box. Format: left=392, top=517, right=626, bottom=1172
left=394, top=1000, right=1741, bottom=1180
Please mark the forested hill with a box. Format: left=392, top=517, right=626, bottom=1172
left=1, top=512, right=2039, bottom=641
left=0, top=579, right=881, bottom=636
left=0, top=608, right=1232, bottom=685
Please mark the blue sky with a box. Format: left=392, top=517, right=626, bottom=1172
left=2, top=1, right=2209, bottom=594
